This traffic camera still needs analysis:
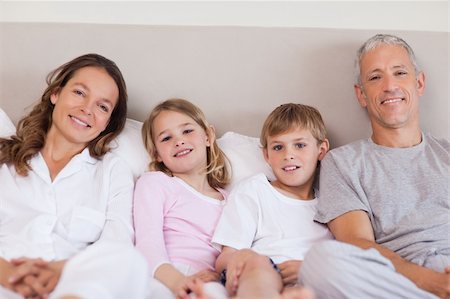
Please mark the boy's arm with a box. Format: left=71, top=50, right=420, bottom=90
left=329, top=210, right=450, bottom=298
left=277, top=259, right=302, bottom=286
left=215, top=246, right=237, bottom=273
left=216, top=246, right=260, bottom=295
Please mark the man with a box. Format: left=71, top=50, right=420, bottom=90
left=300, top=34, right=449, bottom=299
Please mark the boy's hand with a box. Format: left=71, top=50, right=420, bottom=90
left=225, top=249, right=258, bottom=295
left=277, top=259, right=302, bottom=287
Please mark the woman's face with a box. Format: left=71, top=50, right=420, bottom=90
left=49, top=66, right=119, bottom=149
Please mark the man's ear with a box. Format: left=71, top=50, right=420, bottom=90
left=318, top=138, right=330, bottom=161
left=354, top=84, right=368, bottom=108
left=416, top=71, right=425, bottom=96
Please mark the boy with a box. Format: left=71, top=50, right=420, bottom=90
left=212, top=103, right=332, bottom=298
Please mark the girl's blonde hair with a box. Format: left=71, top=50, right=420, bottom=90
left=0, top=54, right=128, bottom=176
left=260, top=103, right=327, bottom=149
left=142, top=98, right=230, bottom=189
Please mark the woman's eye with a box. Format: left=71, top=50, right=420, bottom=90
left=98, top=104, right=109, bottom=112
left=73, top=89, right=84, bottom=96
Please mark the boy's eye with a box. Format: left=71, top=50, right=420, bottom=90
left=295, top=143, right=306, bottom=149
left=272, top=145, right=283, bottom=151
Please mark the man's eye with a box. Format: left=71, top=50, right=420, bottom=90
left=368, top=75, right=380, bottom=81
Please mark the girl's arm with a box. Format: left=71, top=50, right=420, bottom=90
left=133, top=172, right=173, bottom=277
left=154, top=263, right=187, bottom=295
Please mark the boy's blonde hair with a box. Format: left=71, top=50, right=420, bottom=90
left=142, top=98, right=230, bottom=189
left=260, top=103, right=327, bottom=148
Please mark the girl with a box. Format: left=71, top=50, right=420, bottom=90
left=0, top=54, right=147, bottom=299
left=134, top=99, right=230, bottom=299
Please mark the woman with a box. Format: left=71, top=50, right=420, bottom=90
left=0, top=54, right=147, bottom=299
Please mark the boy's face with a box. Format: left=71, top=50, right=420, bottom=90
left=263, top=127, right=328, bottom=198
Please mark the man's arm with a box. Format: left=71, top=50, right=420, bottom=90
left=329, top=210, right=450, bottom=298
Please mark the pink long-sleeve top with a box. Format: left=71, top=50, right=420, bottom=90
left=133, top=171, right=228, bottom=276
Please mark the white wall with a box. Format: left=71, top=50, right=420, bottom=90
left=0, top=1, right=448, bottom=32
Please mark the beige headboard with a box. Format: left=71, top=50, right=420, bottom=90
left=1, top=23, right=448, bottom=148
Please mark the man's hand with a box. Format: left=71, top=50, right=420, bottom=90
left=277, top=259, right=302, bottom=287
left=411, top=266, right=450, bottom=299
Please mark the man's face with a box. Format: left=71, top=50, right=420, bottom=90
left=355, top=44, right=425, bottom=132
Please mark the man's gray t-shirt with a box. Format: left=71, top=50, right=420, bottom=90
left=315, top=134, right=449, bottom=265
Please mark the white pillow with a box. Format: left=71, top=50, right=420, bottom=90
left=0, top=108, right=16, bottom=138
left=110, top=118, right=150, bottom=181
left=217, top=131, right=275, bottom=190
left=110, top=122, right=275, bottom=188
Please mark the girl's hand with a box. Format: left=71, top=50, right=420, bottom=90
left=192, top=269, right=220, bottom=283
left=176, top=270, right=219, bottom=299
left=277, top=259, right=302, bottom=287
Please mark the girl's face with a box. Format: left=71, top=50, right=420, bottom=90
left=49, top=66, right=118, bottom=150
left=152, top=110, right=211, bottom=176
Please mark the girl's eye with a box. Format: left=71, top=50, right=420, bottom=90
left=272, top=145, right=282, bottom=151
left=295, top=143, right=306, bottom=149
left=161, top=136, right=171, bottom=142
left=183, top=129, right=194, bottom=134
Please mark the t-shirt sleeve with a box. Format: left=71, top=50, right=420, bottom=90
left=133, top=172, right=171, bottom=276
left=212, top=182, right=259, bottom=250
left=314, top=152, right=369, bottom=224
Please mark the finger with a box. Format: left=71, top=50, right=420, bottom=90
left=24, top=275, right=47, bottom=297
left=13, top=283, right=35, bottom=297
left=9, top=266, right=40, bottom=284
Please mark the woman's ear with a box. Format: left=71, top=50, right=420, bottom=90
left=50, top=88, right=61, bottom=105
left=318, top=138, right=330, bottom=161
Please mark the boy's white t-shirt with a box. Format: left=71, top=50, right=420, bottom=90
left=212, top=173, right=333, bottom=263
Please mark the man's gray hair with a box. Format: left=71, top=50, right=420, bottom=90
left=355, top=34, right=420, bottom=85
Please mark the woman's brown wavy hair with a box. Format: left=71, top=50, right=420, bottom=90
left=142, top=98, right=230, bottom=189
left=0, top=53, right=128, bottom=176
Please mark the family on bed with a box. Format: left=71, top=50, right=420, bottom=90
left=0, top=33, right=448, bottom=299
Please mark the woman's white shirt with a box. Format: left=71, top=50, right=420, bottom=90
left=0, top=148, right=134, bottom=261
